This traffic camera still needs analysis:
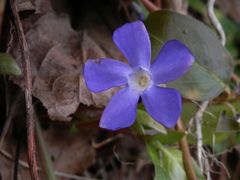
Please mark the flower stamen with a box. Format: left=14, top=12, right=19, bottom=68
left=128, top=68, right=152, bottom=93
left=138, top=74, right=149, bottom=87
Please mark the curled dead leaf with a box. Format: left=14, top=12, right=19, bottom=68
left=10, top=11, right=124, bottom=121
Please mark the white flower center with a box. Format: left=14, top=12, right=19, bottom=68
left=127, top=68, right=152, bottom=93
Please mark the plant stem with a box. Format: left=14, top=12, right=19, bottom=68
left=9, top=0, right=39, bottom=179
left=176, top=119, right=197, bottom=180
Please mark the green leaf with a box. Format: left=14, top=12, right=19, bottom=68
left=182, top=101, right=240, bottom=145
left=156, top=142, right=187, bottom=180
left=135, top=109, right=167, bottom=135
left=147, top=130, right=184, bottom=144
left=216, top=112, right=240, bottom=132
left=146, top=138, right=204, bottom=180
left=156, top=142, right=204, bottom=180
left=145, top=141, right=171, bottom=180
left=145, top=10, right=233, bottom=101
left=192, top=157, right=205, bottom=180
left=0, top=53, right=21, bottom=75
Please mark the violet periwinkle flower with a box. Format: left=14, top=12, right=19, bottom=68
left=84, top=21, right=195, bottom=130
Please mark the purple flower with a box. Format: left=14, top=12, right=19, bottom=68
left=84, top=21, right=195, bottom=130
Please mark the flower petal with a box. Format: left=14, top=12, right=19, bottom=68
left=113, top=21, right=151, bottom=69
left=141, top=86, right=181, bottom=128
left=84, top=58, right=132, bottom=92
left=100, top=88, right=140, bottom=130
left=150, top=40, right=195, bottom=84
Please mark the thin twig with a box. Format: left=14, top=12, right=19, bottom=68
left=0, top=0, right=6, bottom=37
left=9, top=0, right=38, bottom=179
left=202, top=147, right=231, bottom=179
left=207, top=152, right=230, bottom=179
left=207, top=0, right=226, bottom=46
left=176, top=119, right=197, bottom=180
left=0, top=149, right=99, bottom=180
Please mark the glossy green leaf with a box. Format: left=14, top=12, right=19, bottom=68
left=135, top=109, right=167, bottom=135
left=0, top=53, right=21, bottom=75
left=145, top=10, right=233, bottom=101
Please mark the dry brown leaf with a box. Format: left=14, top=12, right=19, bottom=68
left=16, top=0, right=53, bottom=13
left=10, top=3, right=124, bottom=121
left=17, top=0, right=34, bottom=12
